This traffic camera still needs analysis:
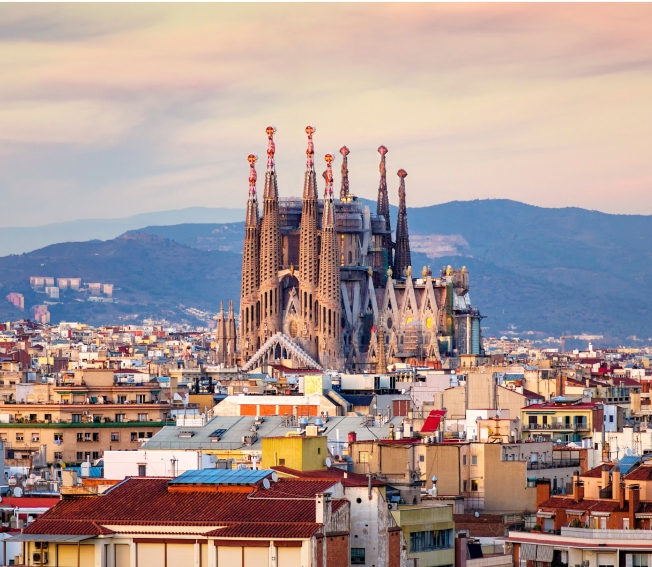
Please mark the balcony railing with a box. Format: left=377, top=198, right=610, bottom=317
left=561, top=527, right=652, bottom=540
left=526, top=460, right=581, bottom=470
left=522, top=423, right=589, bottom=431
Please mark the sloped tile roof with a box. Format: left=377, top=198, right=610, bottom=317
left=206, top=522, right=321, bottom=539
left=24, top=519, right=114, bottom=536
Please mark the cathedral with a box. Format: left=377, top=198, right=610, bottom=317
left=216, top=125, right=485, bottom=372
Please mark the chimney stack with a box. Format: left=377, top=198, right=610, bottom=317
left=601, top=465, right=610, bottom=493
left=629, top=484, right=640, bottom=527
left=612, top=465, right=622, bottom=502
left=619, top=481, right=626, bottom=510
left=572, top=471, right=584, bottom=502
left=315, top=492, right=332, bottom=526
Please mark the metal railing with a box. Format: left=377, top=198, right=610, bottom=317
left=527, top=460, right=581, bottom=470
left=522, top=423, right=589, bottom=431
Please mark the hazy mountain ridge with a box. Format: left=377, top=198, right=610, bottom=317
left=1, top=199, right=650, bottom=341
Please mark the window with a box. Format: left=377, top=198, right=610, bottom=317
left=54, top=433, right=63, bottom=442
left=54, top=452, right=63, bottom=460
left=72, top=414, right=82, bottom=423
left=136, top=394, right=147, bottom=404
left=111, top=432, right=120, bottom=442
left=279, top=458, right=286, bottom=466
left=463, top=480, right=467, bottom=492
left=351, top=548, right=366, bottom=565
left=609, top=415, right=614, bottom=423
left=463, top=455, right=467, bottom=466
left=76, top=452, right=83, bottom=460
left=623, top=518, right=630, bottom=529
left=117, top=395, right=127, bottom=404
left=471, top=480, right=479, bottom=491
left=138, top=432, right=145, bottom=439
left=147, top=432, right=153, bottom=438
left=131, top=432, right=137, bottom=442
left=31, top=433, right=40, bottom=442
left=44, top=414, right=52, bottom=422
left=115, top=414, right=125, bottom=422
left=15, top=433, right=24, bottom=441
left=471, top=455, right=478, bottom=466
left=77, top=432, right=83, bottom=442
left=138, top=464, right=147, bottom=477
left=632, top=555, right=648, bottom=567
left=92, top=451, right=100, bottom=460
left=409, top=529, right=452, bottom=552
left=84, top=433, right=91, bottom=442
left=419, top=455, right=425, bottom=462
left=92, top=432, right=100, bottom=442
left=138, top=413, right=148, bottom=422
left=359, top=451, right=369, bottom=464
left=84, top=452, right=91, bottom=461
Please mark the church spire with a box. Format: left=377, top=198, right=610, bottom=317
left=377, top=145, right=391, bottom=232
left=240, top=153, right=261, bottom=361
left=259, top=125, right=282, bottom=341
left=375, top=145, right=393, bottom=283
left=394, top=169, right=412, bottom=278
left=340, top=146, right=350, bottom=201
left=299, top=125, right=319, bottom=356
left=318, top=153, right=342, bottom=368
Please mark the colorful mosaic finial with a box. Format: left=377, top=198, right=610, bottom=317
left=248, top=154, right=258, bottom=195
left=266, top=125, right=276, bottom=170
left=306, top=125, right=316, bottom=169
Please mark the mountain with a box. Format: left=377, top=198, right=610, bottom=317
left=0, top=207, right=245, bottom=257
left=0, top=233, right=242, bottom=326
left=1, top=199, right=650, bottom=343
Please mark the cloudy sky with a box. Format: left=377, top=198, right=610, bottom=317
left=1, top=3, right=652, bottom=227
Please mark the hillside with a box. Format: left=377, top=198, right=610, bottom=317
left=1, top=199, right=651, bottom=343
left=0, top=234, right=242, bottom=326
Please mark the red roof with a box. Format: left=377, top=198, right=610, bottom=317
left=0, top=497, right=59, bottom=509
left=271, top=467, right=385, bottom=488
left=523, top=401, right=601, bottom=410
left=26, top=477, right=347, bottom=533
left=24, top=520, right=114, bottom=536
left=206, top=522, right=321, bottom=538
left=581, top=463, right=614, bottom=478
left=421, top=410, right=446, bottom=433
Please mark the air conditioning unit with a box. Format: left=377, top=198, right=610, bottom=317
left=33, top=552, right=49, bottom=564
left=388, top=502, right=398, bottom=511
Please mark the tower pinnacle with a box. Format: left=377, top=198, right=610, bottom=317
left=394, top=168, right=412, bottom=278
left=306, top=125, right=316, bottom=170
left=340, top=146, right=350, bottom=201
left=266, top=125, right=276, bottom=171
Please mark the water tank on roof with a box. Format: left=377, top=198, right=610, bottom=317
left=314, top=418, right=324, bottom=427
left=299, top=417, right=309, bottom=427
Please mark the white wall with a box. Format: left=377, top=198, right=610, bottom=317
left=103, top=450, right=215, bottom=480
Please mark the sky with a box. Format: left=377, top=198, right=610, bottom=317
left=1, top=3, right=652, bottom=227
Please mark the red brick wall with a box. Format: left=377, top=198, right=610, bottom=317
left=316, top=536, right=324, bottom=567
left=326, top=534, right=349, bottom=567
left=388, top=528, right=402, bottom=567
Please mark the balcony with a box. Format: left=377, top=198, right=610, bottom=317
left=560, top=527, right=652, bottom=540
left=526, top=460, right=581, bottom=470
left=522, top=423, right=589, bottom=432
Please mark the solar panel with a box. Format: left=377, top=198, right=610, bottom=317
left=209, top=429, right=227, bottom=438
left=169, top=468, right=274, bottom=485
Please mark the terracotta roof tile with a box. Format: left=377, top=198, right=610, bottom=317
left=206, top=522, right=321, bottom=539
left=582, top=463, right=615, bottom=478
left=271, top=467, right=385, bottom=488
left=625, top=466, right=652, bottom=481
left=24, top=520, right=114, bottom=536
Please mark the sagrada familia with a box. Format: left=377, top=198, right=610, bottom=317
left=214, top=126, right=484, bottom=372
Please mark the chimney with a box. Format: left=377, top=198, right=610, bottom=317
left=629, top=484, right=640, bottom=527
left=619, top=481, right=626, bottom=510
left=315, top=492, right=332, bottom=525
left=572, top=472, right=584, bottom=502
left=601, top=465, right=610, bottom=493
left=556, top=374, right=562, bottom=397
left=612, top=466, right=622, bottom=503
left=536, top=478, right=551, bottom=506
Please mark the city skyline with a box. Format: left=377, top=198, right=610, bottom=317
left=1, top=3, right=652, bottom=227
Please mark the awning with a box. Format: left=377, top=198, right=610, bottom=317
left=8, top=534, right=96, bottom=542
left=537, top=511, right=556, bottom=519
left=421, top=410, right=446, bottom=433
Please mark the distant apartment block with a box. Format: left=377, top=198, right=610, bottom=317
left=30, top=276, right=54, bottom=289
left=57, top=278, right=81, bottom=290
left=6, top=293, right=24, bottom=310
left=45, top=286, right=60, bottom=299
left=88, top=282, right=113, bottom=297
left=32, top=305, right=50, bottom=324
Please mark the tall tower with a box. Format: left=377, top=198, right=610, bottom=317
left=376, top=145, right=393, bottom=281
left=340, top=146, right=350, bottom=201
left=298, top=125, right=319, bottom=356
left=215, top=301, right=226, bottom=365
left=394, top=169, right=412, bottom=278
left=317, top=153, right=342, bottom=368
left=258, top=126, right=283, bottom=342
left=240, top=154, right=260, bottom=361
left=225, top=300, right=237, bottom=366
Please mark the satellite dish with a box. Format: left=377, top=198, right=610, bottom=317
left=263, top=478, right=271, bottom=489
left=14, top=487, right=23, bottom=498
left=325, top=457, right=332, bottom=468
left=474, top=511, right=480, bottom=518
left=271, top=472, right=279, bottom=482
